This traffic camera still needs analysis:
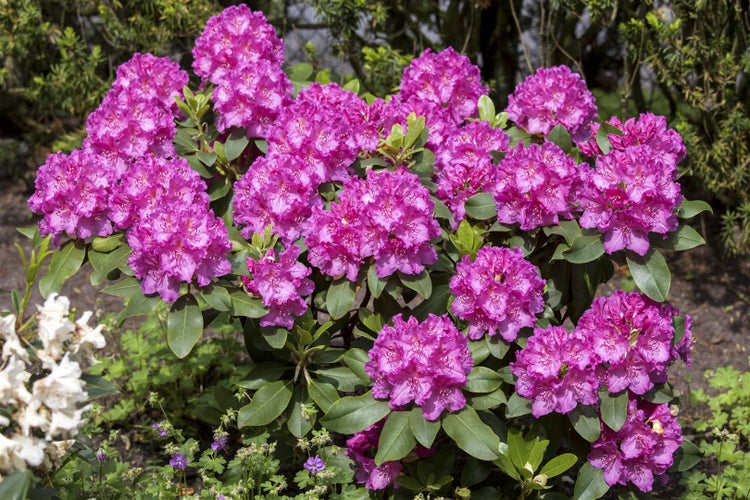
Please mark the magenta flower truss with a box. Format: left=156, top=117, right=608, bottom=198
left=578, top=113, right=686, bottom=164
left=399, top=47, right=487, bottom=124
left=84, top=53, right=187, bottom=171
left=578, top=144, right=683, bottom=255
left=365, top=314, right=473, bottom=421
left=232, top=155, right=322, bottom=245
left=28, top=148, right=116, bottom=245
left=576, top=291, right=691, bottom=395
left=450, top=246, right=546, bottom=342
left=434, top=121, right=509, bottom=223
left=493, top=141, right=585, bottom=230
left=588, top=397, right=682, bottom=492
left=266, top=82, right=379, bottom=183
left=345, top=420, right=403, bottom=490
left=505, top=65, right=597, bottom=140
left=192, top=4, right=290, bottom=136
left=123, top=156, right=231, bottom=302
left=241, top=245, right=314, bottom=329
left=510, top=325, right=599, bottom=417
left=305, top=167, right=440, bottom=279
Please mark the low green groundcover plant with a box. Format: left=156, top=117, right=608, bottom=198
left=1, top=3, right=715, bottom=498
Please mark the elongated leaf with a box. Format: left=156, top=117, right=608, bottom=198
left=411, top=283, right=451, bottom=321
left=573, top=462, right=609, bottom=500
left=505, top=392, right=532, bottom=418
left=678, top=199, right=712, bottom=219
left=319, top=392, right=390, bottom=434
left=287, top=386, right=313, bottom=438
left=236, top=363, right=287, bottom=390
left=470, top=388, right=507, bottom=411
left=398, top=270, right=432, bottom=299
left=0, top=470, right=31, bottom=500
left=599, top=390, right=628, bottom=432
left=548, top=124, right=573, bottom=154
left=561, top=235, right=605, bottom=264
left=308, top=379, right=339, bottom=413
left=101, top=277, right=141, bottom=298
left=478, top=95, right=496, bottom=122
left=465, top=192, right=497, bottom=220
left=313, top=366, right=363, bottom=392
left=200, top=285, right=232, bottom=312
left=237, top=380, right=293, bottom=427
left=224, top=132, right=250, bottom=161
left=543, top=219, right=582, bottom=246
left=326, top=278, right=357, bottom=319
left=39, top=239, right=85, bottom=297
left=375, top=411, right=416, bottom=465
left=442, top=407, right=500, bottom=461
left=539, top=453, right=578, bottom=478
left=81, top=374, right=120, bottom=399
left=367, top=263, right=388, bottom=299
left=89, top=245, right=131, bottom=286
left=168, top=294, right=204, bottom=358
left=507, top=427, right=533, bottom=473
left=230, top=291, right=268, bottom=318
left=408, top=407, right=440, bottom=448
left=117, top=290, right=161, bottom=326
left=342, top=348, right=370, bottom=384
left=653, top=224, right=705, bottom=251
left=568, top=405, right=601, bottom=442
left=465, top=367, right=503, bottom=393
left=626, top=249, right=671, bottom=302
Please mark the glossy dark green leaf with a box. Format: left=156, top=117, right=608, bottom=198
left=504, top=392, right=532, bottom=418
left=237, top=380, right=293, bottom=427
left=319, top=392, right=390, bottom=434
left=88, top=245, right=131, bottom=286
left=408, top=407, right=441, bottom=448
left=224, top=132, right=250, bottom=161
left=287, top=385, right=313, bottom=438
left=101, top=277, right=142, bottom=298
left=326, top=278, right=357, bottom=320
left=375, top=411, right=416, bottom=465
left=236, top=362, right=288, bottom=390
left=465, top=192, right=497, bottom=220
left=653, top=224, right=705, bottom=251
left=627, top=248, right=671, bottom=302
left=539, top=453, right=578, bottom=478
left=398, top=270, right=432, bottom=299
left=367, top=263, right=388, bottom=299
left=443, top=407, right=500, bottom=461
left=308, top=379, right=339, bottom=413
left=678, top=199, right=712, bottom=219
left=573, top=462, right=609, bottom=500
left=548, top=124, right=573, bottom=154
left=0, top=470, right=31, bottom=500
left=168, top=293, right=204, bottom=358
left=39, top=239, right=85, bottom=297
left=465, top=366, right=503, bottom=393
left=81, top=374, right=120, bottom=399
left=560, top=235, right=605, bottom=264
left=599, top=389, right=628, bottom=432
left=230, top=291, right=268, bottom=318
left=568, top=405, right=601, bottom=442
left=200, top=285, right=232, bottom=312
left=116, top=289, right=161, bottom=326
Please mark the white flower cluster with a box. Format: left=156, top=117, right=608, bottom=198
left=0, top=294, right=106, bottom=478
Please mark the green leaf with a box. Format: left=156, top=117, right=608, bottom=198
left=548, top=124, right=573, bottom=153
left=465, top=192, right=497, bottom=220
left=237, top=380, right=293, bottom=427
left=626, top=248, right=671, bottom=302
left=568, top=405, right=601, bottom=442
left=91, top=233, right=125, bottom=253
left=672, top=439, right=702, bottom=472
left=200, top=285, right=232, bottom=312
left=230, top=291, right=268, bottom=318
left=313, top=366, right=363, bottom=392
left=599, top=390, right=628, bottom=432
left=398, top=270, right=432, bottom=299
left=573, top=462, right=609, bottom=500
left=117, top=289, right=161, bottom=326
left=642, top=383, right=674, bottom=404
left=167, top=294, right=204, bottom=358
left=653, top=224, right=705, bottom=251
left=408, top=407, right=441, bottom=448
left=539, top=453, right=578, bottom=478
left=320, top=392, right=390, bottom=434
left=595, top=122, right=623, bottom=155
left=0, top=470, right=31, bottom=500
left=465, top=367, right=503, bottom=393
left=261, top=326, right=288, bottom=349
left=287, top=62, right=314, bottom=83
left=88, top=245, right=131, bottom=286
left=543, top=219, right=582, bottom=246
left=101, top=277, right=141, bottom=298
left=470, top=388, right=507, bottom=411
left=308, top=379, right=339, bottom=413
left=505, top=392, right=532, bottom=418
left=342, top=78, right=360, bottom=94
left=224, top=131, right=250, bottom=161
left=478, top=95, right=496, bottom=122
left=342, top=348, right=370, bottom=385
left=507, top=427, right=533, bottom=472
left=442, top=407, right=501, bottom=461
left=287, top=386, right=313, bottom=438
left=678, top=199, right=712, bottom=219
left=39, top=239, right=85, bottom=297
left=560, top=235, right=605, bottom=264
left=236, top=363, right=287, bottom=390
left=367, top=264, right=388, bottom=299
left=326, top=278, right=357, bottom=320
left=486, top=336, right=510, bottom=360
left=375, top=411, right=416, bottom=465
left=81, top=374, right=120, bottom=399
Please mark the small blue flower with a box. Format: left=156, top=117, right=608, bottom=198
left=170, top=453, right=188, bottom=470
left=304, top=455, right=325, bottom=475
left=211, top=436, right=227, bottom=451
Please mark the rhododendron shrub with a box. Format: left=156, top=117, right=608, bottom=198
left=23, top=3, right=710, bottom=497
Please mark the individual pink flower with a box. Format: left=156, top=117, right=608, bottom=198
left=434, top=121, right=509, bottom=223
left=579, top=144, right=683, bottom=255
left=493, top=141, right=585, bottom=230
left=241, top=245, right=314, bottom=329
left=450, top=246, right=546, bottom=341
left=588, top=397, right=683, bottom=492
left=510, top=325, right=599, bottom=417
left=576, top=291, right=690, bottom=395
left=366, top=314, right=473, bottom=421
left=399, top=47, right=487, bottom=124
left=506, top=65, right=597, bottom=141
left=345, top=420, right=403, bottom=490
left=28, top=149, right=116, bottom=244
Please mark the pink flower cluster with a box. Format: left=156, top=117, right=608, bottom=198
left=449, top=246, right=546, bottom=341
left=305, top=167, right=440, bottom=280
left=505, top=65, right=597, bottom=140
left=85, top=53, right=188, bottom=172
left=365, top=314, right=473, bottom=421
left=510, top=290, right=692, bottom=417
left=192, top=4, right=291, bottom=136
left=579, top=144, right=682, bottom=255
left=345, top=420, right=402, bottom=490
left=493, top=141, right=585, bottom=230
left=241, top=245, right=314, bottom=329
left=28, top=149, right=116, bottom=244
left=123, top=156, right=231, bottom=302
left=589, top=398, right=682, bottom=492
left=434, top=121, right=509, bottom=223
